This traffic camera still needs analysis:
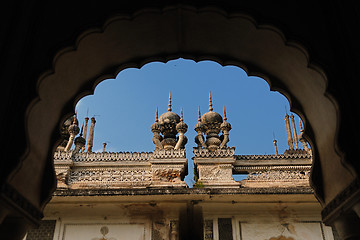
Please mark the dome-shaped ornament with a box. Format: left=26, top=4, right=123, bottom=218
left=194, top=93, right=232, bottom=151
left=151, top=93, right=188, bottom=151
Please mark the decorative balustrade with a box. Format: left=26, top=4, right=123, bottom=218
left=54, top=150, right=187, bottom=189
left=193, top=147, right=235, bottom=158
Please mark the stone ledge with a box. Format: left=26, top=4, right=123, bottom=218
left=53, top=186, right=314, bottom=197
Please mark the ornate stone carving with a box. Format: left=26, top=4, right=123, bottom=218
left=193, top=147, right=235, bottom=158
left=55, top=168, right=70, bottom=188
left=150, top=149, right=188, bottom=187
left=194, top=93, right=231, bottom=151
left=151, top=94, right=188, bottom=151
left=193, top=146, right=239, bottom=188
left=73, top=152, right=151, bottom=162
left=54, top=149, right=188, bottom=189
left=69, top=168, right=152, bottom=188
left=152, top=149, right=186, bottom=159
left=235, top=153, right=312, bottom=161
left=245, top=170, right=310, bottom=181
left=153, top=169, right=181, bottom=183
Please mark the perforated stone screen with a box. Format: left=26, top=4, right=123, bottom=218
left=26, top=220, right=56, bottom=240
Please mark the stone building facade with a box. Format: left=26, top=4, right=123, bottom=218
left=26, top=95, right=336, bottom=240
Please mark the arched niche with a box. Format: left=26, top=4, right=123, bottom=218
left=9, top=5, right=355, bottom=210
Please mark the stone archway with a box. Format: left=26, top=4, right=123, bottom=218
left=8, top=4, right=355, bottom=228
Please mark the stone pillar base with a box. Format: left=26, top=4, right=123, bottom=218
left=193, top=147, right=239, bottom=189
left=150, top=149, right=188, bottom=188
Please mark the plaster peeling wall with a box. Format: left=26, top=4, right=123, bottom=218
left=240, top=222, right=334, bottom=240
left=55, top=221, right=150, bottom=240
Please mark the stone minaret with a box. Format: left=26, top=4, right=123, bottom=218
left=81, top=117, right=89, bottom=152
left=284, top=114, right=294, bottom=150
left=273, top=139, right=278, bottom=155
left=86, top=117, right=96, bottom=152
left=74, top=123, right=85, bottom=152
left=298, top=118, right=311, bottom=153
left=102, top=142, right=107, bottom=153
left=64, top=114, right=80, bottom=151
left=290, top=114, right=299, bottom=149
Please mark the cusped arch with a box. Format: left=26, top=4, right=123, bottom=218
left=11, top=5, right=355, bottom=209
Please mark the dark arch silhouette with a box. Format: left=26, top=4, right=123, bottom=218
left=1, top=3, right=360, bottom=240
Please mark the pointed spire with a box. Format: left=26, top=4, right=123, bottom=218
left=223, top=106, right=227, bottom=121
left=155, top=107, right=159, bottom=122
left=180, top=107, right=183, bottom=122
left=198, top=106, right=201, bottom=122
left=168, top=91, right=172, bottom=112
left=299, top=118, right=304, bottom=132
left=73, top=112, right=77, bottom=124
left=209, top=91, right=213, bottom=112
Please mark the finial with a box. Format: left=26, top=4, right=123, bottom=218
left=73, top=112, right=77, bottom=124
left=155, top=107, right=159, bottom=122
left=198, top=106, right=201, bottom=122
left=102, top=142, right=107, bottom=153
left=299, top=118, right=304, bottom=132
left=209, top=91, right=213, bottom=112
left=223, top=106, right=227, bottom=121
left=180, top=107, right=183, bottom=122
left=168, top=91, right=172, bottom=112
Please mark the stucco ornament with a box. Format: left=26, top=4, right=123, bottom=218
left=195, top=92, right=231, bottom=151
left=151, top=93, right=188, bottom=150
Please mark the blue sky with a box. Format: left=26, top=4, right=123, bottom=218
left=75, top=58, right=304, bottom=185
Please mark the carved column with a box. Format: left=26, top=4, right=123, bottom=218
left=285, top=114, right=294, bottom=150
left=81, top=117, right=89, bottom=152
left=290, top=115, right=299, bottom=149
left=86, top=117, right=96, bottom=152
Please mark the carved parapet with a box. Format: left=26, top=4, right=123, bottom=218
left=53, top=150, right=189, bottom=189
left=151, top=149, right=186, bottom=160
left=193, top=147, right=239, bottom=188
left=54, top=150, right=73, bottom=162
left=193, top=147, right=235, bottom=159
left=69, top=167, right=152, bottom=189
left=150, top=149, right=188, bottom=187
left=233, top=153, right=312, bottom=174
left=234, top=153, right=312, bottom=188
left=54, top=151, right=153, bottom=189
left=241, top=169, right=310, bottom=188
left=72, top=151, right=151, bottom=162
